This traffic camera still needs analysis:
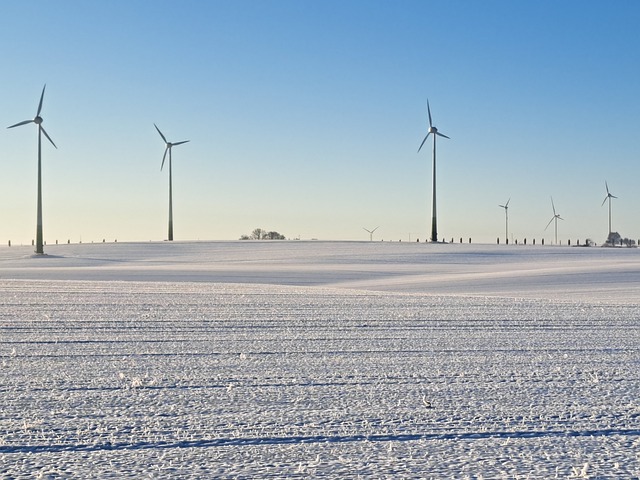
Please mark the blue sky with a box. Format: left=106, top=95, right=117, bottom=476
left=1, top=1, right=639, bottom=244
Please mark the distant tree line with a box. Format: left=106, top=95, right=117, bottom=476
left=240, top=228, right=286, bottom=240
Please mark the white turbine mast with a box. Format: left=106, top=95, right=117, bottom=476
left=601, top=181, right=617, bottom=235
left=544, top=196, right=564, bottom=245
left=7, top=85, right=57, bottom=255
left=498, top=198, right=511, bottom=243
left=154, top=124, right=189, bottom=242
left=418, top=99, right=450, bottom=243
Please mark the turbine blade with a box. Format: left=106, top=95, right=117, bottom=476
left=417, top=133, right=430, bottom=153
left=611, top=194, right=618, bottom=199
left=154, top=124, right=167, bottom=144
left=372, top=226, right=379, bottom=233
left=427, top=100, right=433, bottom=127
left=601, top=196, right=608, bottom=207
left=605, top=181, right=610, bottom=195
left=37, top=84, right=46, bottom=116
left=551, top=197, right=556, bottom=215
left=40, top=126, right=57, bottom=149
left=172, top=140, right=189, bottom=146
left=7, top=119, right=34, bottom=128
left=436, top=132, right=450, bottom=139
left=505, top=198, right=511, bottom=207
left=558, top=216, right=564, bottom=221
left=545, top=217, right=554, bottom=230
left=161, top=147, right=168, bottom=170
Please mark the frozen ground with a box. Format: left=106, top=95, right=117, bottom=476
left=1, top=241, right=639, bottom=478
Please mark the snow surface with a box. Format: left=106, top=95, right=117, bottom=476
left=1, top=241, right=639, bottom=478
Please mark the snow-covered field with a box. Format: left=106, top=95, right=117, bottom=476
left=1, top=241, right=639, bottom=478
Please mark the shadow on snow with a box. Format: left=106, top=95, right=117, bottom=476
left=2, top=428, right=639, bottom=454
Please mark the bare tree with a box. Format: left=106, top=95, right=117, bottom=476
left=265, top=231, right=286, bottom=240
left=251, top=228, right=266, bottom=240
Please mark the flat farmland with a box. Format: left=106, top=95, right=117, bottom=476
left=1, top=242, right=639, bottom=478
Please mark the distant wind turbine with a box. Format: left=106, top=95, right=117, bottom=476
left=545, top=197, right=564, bottom=245
left=154, top=124, right=189, bottom=241
left=363, top=226, right=379, bottom=242
left=498, top=198, right=510, bottom=243
left=418, top=100, right=450, bottom=243
left=7, top=85, right=57, bottom=255
left=601, top=181, right=617, bottom=235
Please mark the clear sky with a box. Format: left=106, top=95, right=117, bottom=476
left=1, top=1, right=639, bottom=245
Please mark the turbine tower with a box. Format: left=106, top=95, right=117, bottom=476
left=154, top=124, right=189, bottom=241
left=545, top=196, right=564, bottom=245
left=418, top=100, right=450, bottom=243
left=7, top=85, right=57, bottom=255
left=363, top=226, right=379, bottom=242
left=498, top=198, right=510, bottom=243
left=601, top=181, right=617, bottom=235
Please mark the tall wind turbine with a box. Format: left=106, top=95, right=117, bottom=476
left=7, top=85, right=57, bottom=255
left=498, top=198, right=510, bottom=243
left=154, top=124, right=189, bottom=241
left=363, top=226, right=379, bottom=242
left=545, top=197, right=564, bottom=245
left=418, top=100, right=450, bottom=243
left=601, top=181, right=617, bottom=235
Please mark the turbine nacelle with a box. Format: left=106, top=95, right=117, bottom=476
left=545, top=214, right=563, bottom=231
left=417, top=101, right=450, bottom=153
left=602, top=181, right=618, bottom=205
left=602, top=193, right=617, bottom=206
left=545, top=197, right=564, bottom=232
left=363, top=226, right=379, bottom=241
left=7, top=85, right=57, bottom=149
left=155, top=123, right=189, bottom=170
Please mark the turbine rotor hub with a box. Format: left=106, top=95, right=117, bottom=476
left=429, top=126, right=437, bottom=134
left=34, top=116, right=43, bottom=125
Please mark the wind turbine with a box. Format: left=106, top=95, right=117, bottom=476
left=545, top=196, right=564, bottom=245
left=601, top=181, right=617, bottom=235
left=418, top=100, right=450, bottom=243
left=498, top=198, right=510, bottom=243
left=7, top=85, right=57, bottom=255
left=154, top=124, right=189, bottom=241
left=363, top=226, right=379, bottom=242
